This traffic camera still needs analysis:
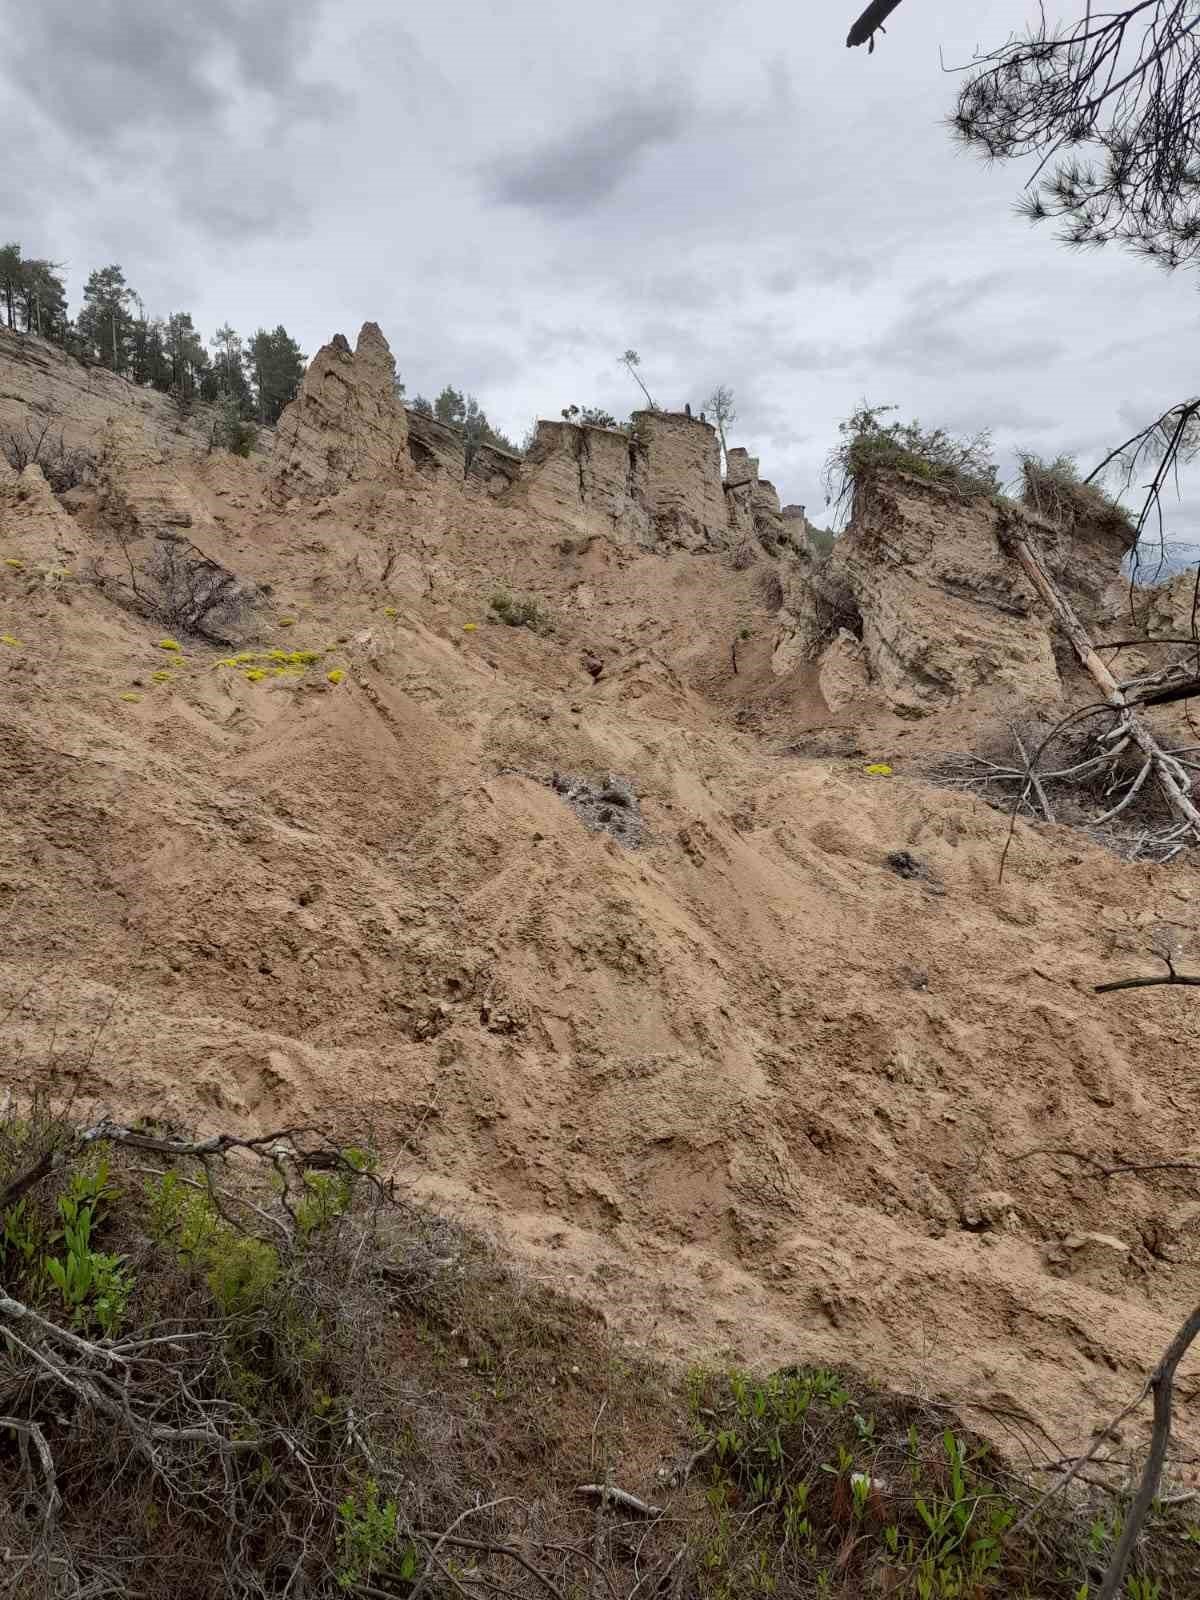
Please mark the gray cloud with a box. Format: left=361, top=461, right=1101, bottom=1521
left=7, top=0, right=340, bottom=145
left=3, top=0, right=1200, bottom=533
left=482, top=87, right=693, bottom=213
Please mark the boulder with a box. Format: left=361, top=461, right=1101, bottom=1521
left=1046, top=1230, right=1131, bottom=1287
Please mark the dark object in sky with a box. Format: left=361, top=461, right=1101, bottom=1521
left=846, top=0, right=905, bottom=51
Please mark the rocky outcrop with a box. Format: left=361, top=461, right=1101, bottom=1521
left=724, top=447, right=757, bottom=541
left=405, top=408, right=465, bottom=478
left=468, top=441, right=522, bottom=497
left=818, top=472, right=1063, bottom=716
left=782, top=505, right=815, bottom=558
left=270, top=322, right=409, bottom=502
left=752, top=478, right=785, bottom=550
left=0, top=463, right=81, bottom=565
left=96, top=417, right=213, bottom=541
left=507, top=420, right=650, bottom=541
left=0, top=327, right=234, bottom=463
left=633, top=410, right=727, bottom=550
left=725, top=448, right=790, bottom=554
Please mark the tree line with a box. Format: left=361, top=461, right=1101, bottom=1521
left=0, top=245, right=307, bottom=426
left=408, top=385, right=520, bottom=457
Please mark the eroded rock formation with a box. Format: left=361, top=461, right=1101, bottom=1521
left=508, top=419, right=649, bottom=540
left=270, top=322, right=409, bottom=502
left=0, top=327, right=222, bottom=463
left=632, top=410, right=727, bottom=550
left=96, top=417, right=213, bottom=541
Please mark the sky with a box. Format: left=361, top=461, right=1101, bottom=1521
left=2, top=0, right=1199, bottom=536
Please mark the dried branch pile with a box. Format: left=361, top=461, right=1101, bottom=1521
left=934, top=519, right=1200, bottom=862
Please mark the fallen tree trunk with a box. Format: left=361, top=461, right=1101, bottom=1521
left=1004, top=530, right=1200, bottom=844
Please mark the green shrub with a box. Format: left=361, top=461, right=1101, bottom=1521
left=336, top=1479, right=417, bottom=1588
left=682, top=1365, right=1138, bottom=1600
left=211, top=394, right=259, bottom=458
left=43, top=1160, right=134, bottom=1335
left=824, top=403, right=998, bottom=519
left=1019, top=452, right=1135, bottom=539
left=490, top=591, right=553, bottom=634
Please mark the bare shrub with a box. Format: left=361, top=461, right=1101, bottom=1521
left=94, top=533, right=259, bottom=641
left=2, top=420, right=96, bottom=494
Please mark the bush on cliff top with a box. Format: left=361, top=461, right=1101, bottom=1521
left=824, top=403, right=999, bottom=519
left=1019, top=452, right=1135, bottom=540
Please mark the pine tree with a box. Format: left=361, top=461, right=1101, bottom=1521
left=211, top=324, right=254, bottom=417
left=0, top=243, right=23, bottom=331
left=78, top=265, right=136, bottom=372
left=19, top=259, right=69, bottom=341
left=164, top=312, right=209, bottom=397
left=245, top=326, right=306, bottom=424
left=431, top=385, right=518, bottom=459
left=130, top=317, right=172, bottom=391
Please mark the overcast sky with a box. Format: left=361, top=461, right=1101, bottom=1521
left=3, top=0, right=1198, bottom=535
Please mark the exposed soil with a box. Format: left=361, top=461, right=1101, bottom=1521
left=2, top=439, right=1199, bottom=1495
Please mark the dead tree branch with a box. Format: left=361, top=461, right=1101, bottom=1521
left=1097, top=1302, right=1200, bottom=1600
left=846, top=0, right=905, bottom=50
left=984, top=522, right=1200, bottom=860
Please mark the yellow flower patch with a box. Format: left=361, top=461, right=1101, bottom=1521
left=0, top=634, right=20, bottom=647
left=158, top=638, right=182, bottom=652
left=864, top=763, right=893, bottom=777
left=326, top=669, right=345, bottom=685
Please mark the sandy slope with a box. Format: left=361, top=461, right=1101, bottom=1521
left=2, top=448, right=1198, bottom=1482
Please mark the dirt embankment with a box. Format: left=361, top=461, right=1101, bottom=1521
left=1, top=326, right=1198, bottom=1490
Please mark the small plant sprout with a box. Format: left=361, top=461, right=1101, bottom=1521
left=3, top=557, right=25, bottom=570
left=119, top=692, right=142, bottom=702
left=327, top=668, right=345, bottom=684
left=0, top=634, right=21, bottom=647
left=278, top=616, right=297, bottom=628
left=157, top=638, right=182, bottom=652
